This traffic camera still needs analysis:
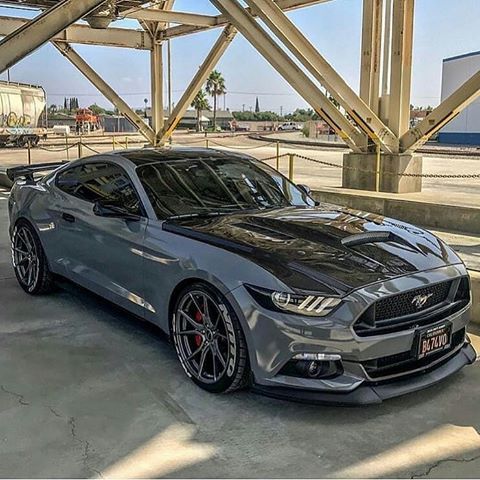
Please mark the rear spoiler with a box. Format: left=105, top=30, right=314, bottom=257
left=6, top=162, right=68, bottom=183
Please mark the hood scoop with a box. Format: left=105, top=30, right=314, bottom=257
left=341, top=231, right=393, bottom=247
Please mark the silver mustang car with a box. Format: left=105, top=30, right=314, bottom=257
left=7, top=148, right=475, bottom=404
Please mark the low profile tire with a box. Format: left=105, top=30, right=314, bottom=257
left=172, top=283, right=250, bottom=394
left=11, top=220, right=55, bottom=295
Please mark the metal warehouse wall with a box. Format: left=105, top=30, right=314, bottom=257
left=439, top=51, right=480, bottom=145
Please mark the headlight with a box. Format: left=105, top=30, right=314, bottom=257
left=245, top=285, right=342, bottom=317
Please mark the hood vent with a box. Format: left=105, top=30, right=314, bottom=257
left=341, top=231, right=392, bottom=247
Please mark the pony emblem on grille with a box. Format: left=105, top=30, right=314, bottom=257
left=411, top=293, right=434, bottom=309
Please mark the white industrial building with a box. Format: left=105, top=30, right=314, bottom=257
left=439, top=51, right=480, bottom=145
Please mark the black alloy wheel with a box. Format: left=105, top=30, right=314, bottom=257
left=172, top=283, right=249, bottom=393
left=12, top=220, right=54, bottom=295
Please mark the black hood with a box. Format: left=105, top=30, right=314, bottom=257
left=164, top=205, right=461, bottom=294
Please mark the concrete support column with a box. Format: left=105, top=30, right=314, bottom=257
left=342, top=152, right=422, bottom=193
left=151, top=40, right=164, bottom=145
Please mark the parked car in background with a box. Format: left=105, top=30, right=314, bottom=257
left=7, top=148, right=475, bottom=404
left=278, top=122, right=302, bottom=131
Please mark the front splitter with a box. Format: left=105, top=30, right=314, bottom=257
left=252, top=343, right=477, bottom=406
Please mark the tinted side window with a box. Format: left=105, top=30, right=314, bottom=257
left=57, top=163, right=142, bottom=215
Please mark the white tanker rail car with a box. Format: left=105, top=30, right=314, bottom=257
left=0, top=81, right=47, bottom=148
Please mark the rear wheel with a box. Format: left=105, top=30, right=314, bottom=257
left=172, top=283, right=249, bottom=393
left=11, top=221, right=54, bottom=295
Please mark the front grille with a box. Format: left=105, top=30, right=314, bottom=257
left=376, top=282, right=451, bottom=321
left=362, top=328, right=466, bottom=379
left=353, top=279, right=470, bottom=336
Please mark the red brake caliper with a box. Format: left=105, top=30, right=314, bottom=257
left=194, top=310, right=203, bottom=347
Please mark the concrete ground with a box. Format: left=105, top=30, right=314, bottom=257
left=1, top=185, right=480, bottom=479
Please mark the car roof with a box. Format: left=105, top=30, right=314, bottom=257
left=110, top=147, right=254, bottom=166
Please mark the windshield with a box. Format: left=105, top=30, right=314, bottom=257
left=136, top=156, right=315, bottom=219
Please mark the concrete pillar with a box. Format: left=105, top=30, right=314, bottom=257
left=342, top=152, right=422, bottom=193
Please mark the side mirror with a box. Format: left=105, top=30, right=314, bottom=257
left=297, top=184, right=312, bottom=195
left=93, top=200, right=139, bottom=221
left=297, top=184, right=320, bottom=206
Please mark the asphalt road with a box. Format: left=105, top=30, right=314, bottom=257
left=0, top=186, right=480, bottom=478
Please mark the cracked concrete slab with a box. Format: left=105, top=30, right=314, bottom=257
left=0, top=194, right=479, bottom=478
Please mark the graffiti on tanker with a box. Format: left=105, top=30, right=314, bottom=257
left=0, top=112, right=33, bottom=128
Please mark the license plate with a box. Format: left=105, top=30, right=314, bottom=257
left=417, top=323, right=452, bottom=359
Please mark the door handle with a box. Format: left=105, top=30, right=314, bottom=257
left=62, top=212, right=75, bottom=223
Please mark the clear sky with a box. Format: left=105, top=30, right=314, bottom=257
left=1, top=0, right=479, bottom=113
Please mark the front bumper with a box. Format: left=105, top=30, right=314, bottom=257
left=252, top=343, right=477, bottom=405
left=227, top=264, right=474, bottom=403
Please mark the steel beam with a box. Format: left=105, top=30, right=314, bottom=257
left=210, top=0, right=364, bottom=152
left=0, top=16, right=151, bottom=49
left=243, top=0, right=396, bottom=152
left=162, top=0, right=332, bottom=39
left=147, top=1, right=177, bottom=143
left=127, top=9, right=219, bottom=27
left=0, top=0, right=106, bottom=74
left=401, top=69, right=480, bottom=152
left=389, top=0, right=415, bottom=137
left=160, top=25, right=237, bottom=143
left=151, top=41, right=164, bottom=143
left=381, top=0, right=392, bottom=97
left=53, top=41, right=156, bottom=145
left=359, top=0, right=382, bottom=115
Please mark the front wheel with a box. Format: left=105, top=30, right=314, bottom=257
left=172, top=283, right=250, bottom=393
left=11, top=221, right=55, bottom=295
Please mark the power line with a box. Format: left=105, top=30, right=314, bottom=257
left=47, top=89, right=299, bottom=97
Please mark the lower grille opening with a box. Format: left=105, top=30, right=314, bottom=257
left=362, top=328, right=466, bottom=379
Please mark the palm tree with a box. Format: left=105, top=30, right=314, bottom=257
left=206, top=70, right=226, bottom=130
left=191, top=90, right=210, bottom=132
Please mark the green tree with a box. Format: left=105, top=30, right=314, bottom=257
left=255, top=97, right=260, bottom=113
left=206, top=70, right=226, bottom=130
left=232, top=110, right=281, bottom=122
left=89, top=103, right=106, bottom=115
left=191, top=89, right=210, bottom=132
left=284, top=108, right=319, bottom=122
